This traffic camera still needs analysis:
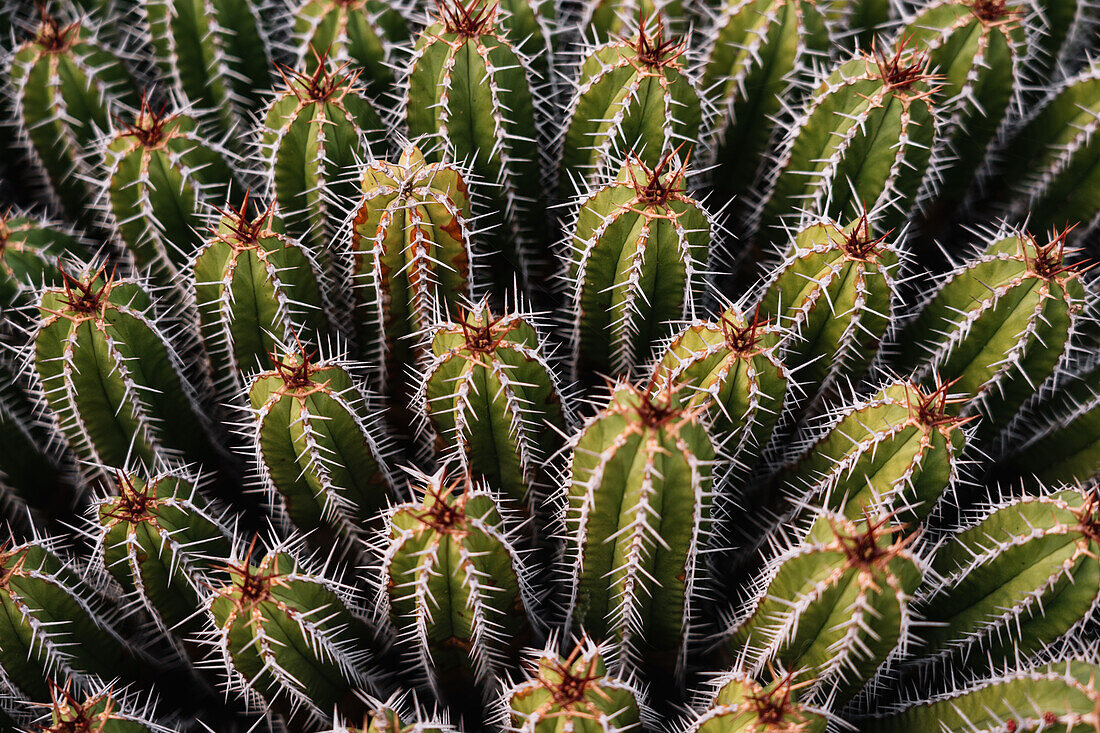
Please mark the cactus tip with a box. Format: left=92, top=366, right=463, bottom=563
left=436, top=0, right=498, bottom=37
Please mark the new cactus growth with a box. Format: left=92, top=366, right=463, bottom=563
left=561, top=380, right=715, bottom=677
left=100, top=99, right=242, bottom=290
left=417, top=305, right=568, bottom=513
left=247, top=344, right=395, bottom=545
left=350, top=143, right=475, bottom=399
left=565, top=152, right=710, bottom=379
left=504, top=638, right=648, bottom=732
left=683, top=670, right=829, bottom=733
left=755, top=42, right=939, bottom=247
left=375, top=471, right=537, bottom=698
left=30, top=680, right=173, bottom=732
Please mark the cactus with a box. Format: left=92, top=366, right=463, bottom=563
left=260, top=57, right=387, bottom=275
left=207, top=537, right=380, bottom=726
left=138, top=0, right=272, bottom=140
left=755, top=42, right=939, bottom=248
left=754, top=213, right=901, bottom=405
left=897, top=224, right=1088, bottom=446
left=697, top=0, right=830, bottom=203
left=416, top=304, right=569, bottom=514
left=7, top=12, right=137, bottom=230
left=29, top=268, right=225, bottom=477
left=564, top=152, right=711, bottom=379
left=0, top=209, right=86, bottom=333
left=504, top=638, right=649, bottom=733
left=725, top=511, right=925, bottom=706
left=561, top=380, right=715, bottom=677
left=192, top=196, right=334, bottom=401
left=558, top=19, right=701, bottom=192
left=247, top=344, right=395, bottom=544
left=405, top=0, right=543, bottom=286
left=28, top=679, right=174, bottom=733
left=821, top=0, right=894, bottom=50
left=349, top=143, right=475, bottom=399
left=99, top=99, right=242, bottom=291
left=909, top=487, right=1100, bottom=670
left=374, top=470, right=537, bottom=699
left=683, top=670, right=829, bottom=733
left=291, top=0, right=409, bottom=98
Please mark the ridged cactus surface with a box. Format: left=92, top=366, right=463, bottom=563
left=0, top=0, right=1098, bottom=731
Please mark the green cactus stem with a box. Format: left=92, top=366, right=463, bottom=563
left=30, top=679, right=173, bottom=733
left=0, top=209, right=85, bottom=337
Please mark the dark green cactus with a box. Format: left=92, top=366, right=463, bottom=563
left=28, top=680, right=173, bottom=732
left=0, top=209, right=85, bottom=333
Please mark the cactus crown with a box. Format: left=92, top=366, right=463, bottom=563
left=967, top=0, right=1021, bottom=23
left=533, top=643, right=605, bottom=708
left=39, top=679, right=117, bottom=732
left=56, top=268, right=112, bottom=316
left=276, top=56, right=361, bottom=103
left=33, top=12, right=80, bottom=53
left=437, top=0, right=499, bottom=37
left=630, top=16, right=686, bottom=69
left=626, top=148, right=689, bottom=207
left=1021, top=225, right=1079, bottom=280
left=213, top=195, right=276, bottom=248
left=268, top=344, right=322, bottom=391
left=837, top=212, right=891, bottom=261
left=906, top=377, right=970, bottom=431
left=869, top=41, right=934, bottom=92
left=407, top=477, right=471, bottom=533
left=217, top=539, right=286, bottom=610
left=453, top=308, right=513, bottom=354
left=116, top=97, right=176, bottom=148
left=744, top=671, right=815, bottom=729
left=101, top=470, right=161, bottom=524
left=829, top=511, right=915, bottom=570
left=718, top=308, right=772, bottom=356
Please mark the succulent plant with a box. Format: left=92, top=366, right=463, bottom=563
left=682, top=669, right=829, bottom=732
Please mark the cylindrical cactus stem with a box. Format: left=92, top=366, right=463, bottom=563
left=138, top=0, right=273, bottom=141
left=558, top=18, right=702, bottom=193
left=416, top=303, right=570, bottom=516
left=374, top=470, right=539, bottom=701
left=565, top=152, right=711, bottom=380
left=1023, top=0, right=1095, bottom=90
left=896, top=224, right=1088, bottom=446
left=754, top=213, right=902, bottom=405
left=482, top=0, right=556, bottom=88
left=261, top=57, right=387, bottom=278
left=349, top=143, right=475, bottom=402
left=993, top=63, right=1100, bottom=241
left=724, top=511, right=925, bottom=706
left=754, top=41, right=939, bottom=249
left=859, top=658, right=1100, bottom=732
left=30, top=679, right=174, bottom=733
left=99, top=98, right=243, bottom=292
left=775, top=379, right=969, bottom=544
left=28, top=267, right=227, bottom=478
left=561, top=380, right=715, bottom=678
left=94, top=466, right=233, bottom=645
left=650, top=306, right=789, bottom=485
left=192, top=195, right=335, bottom=403
left=898, top=0, right=1024, bottom=214
left=247, top=343, right=395, bottom=545
left=207, top=536, right=381, bottom=726
left=405, top=0, right=544, bottom=287
left=907, top=487, right=1100, bottom=672
left=291, top=0, right=410, bottom=98
left=6, top=12, right=137, bottom=231
left=682, top=669, right=830, bottom=733
left=504, top=637, right=650, bottom=733
left=697, top=0, right=830, bottom=203
left=0, top=539, right=140, bottom=704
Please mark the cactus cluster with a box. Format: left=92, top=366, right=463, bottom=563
left=0, top=0, right=1098, bottom=731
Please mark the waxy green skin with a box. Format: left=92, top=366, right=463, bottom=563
left=652, top=308, right=789, bottom=481
left=728, top=515, right=923, bottom=706
left=350, top=145, right=474, bottom=396
left=8, top=19, right=137, bottom=230
left=566, top=159, right=710, bottom=379
left=0, top=542, right=135, bottom=703
left=860, top=660, right=1100, bottom=732
left=996, top=64, right=1100, bottom=240
left=292, top=0, right=409, bottom=97
left=562, top=384, right=715, bottom=674
left=193, top=207, right=333, bottom=401
left=378, top=477, right=534, bottom=693
left=102, top=110, right=242, bottom=289
left=559, top=27, right=702, bottom=191
left=699, top=0, right=830, bottom=202
left=776, top=381, right=967, bottom=543
left=140, top=0, right=272, bottom=141
left=756, top=217, right=900, bottom=402
left=898, top=230, right=1086, bottom=445
left=248, top=352, right=394, bottom=543
left=472, top=0, right=555, bottom=90
left=209, top=550, right=376, bottom=724
left=900, top=0, right=1024, bottom=209
left=911, top=489, right=1100, bottom=670
left=261, top=64, right=387, bottom=275
left=97, top=471, right=232, bottom=641
left=405, top=9, right=542, bottom=286
left=506, top=642, right=646, bottom=733
left=685, top=671, right=829, bottom=733
left=756, top=51, right=938, bottom=248
left=419, top=309, right=567, bottom=512
left=0, top=213, right=84, bottom=324
left=32, top=275, right=221, bottom=475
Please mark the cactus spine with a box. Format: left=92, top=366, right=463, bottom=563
left=0, top=210, right=85, bottom=328
left=29, top=681, right=173, bottom=732
left=247, top=345, right=395, bottom=544
left=417, top=305, right=568, bottom=513
left=561, top=381, right=715, bottom=676
left=683, top=670, right=829, bottom=733
left=565, top=153, right=711, bottom=379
